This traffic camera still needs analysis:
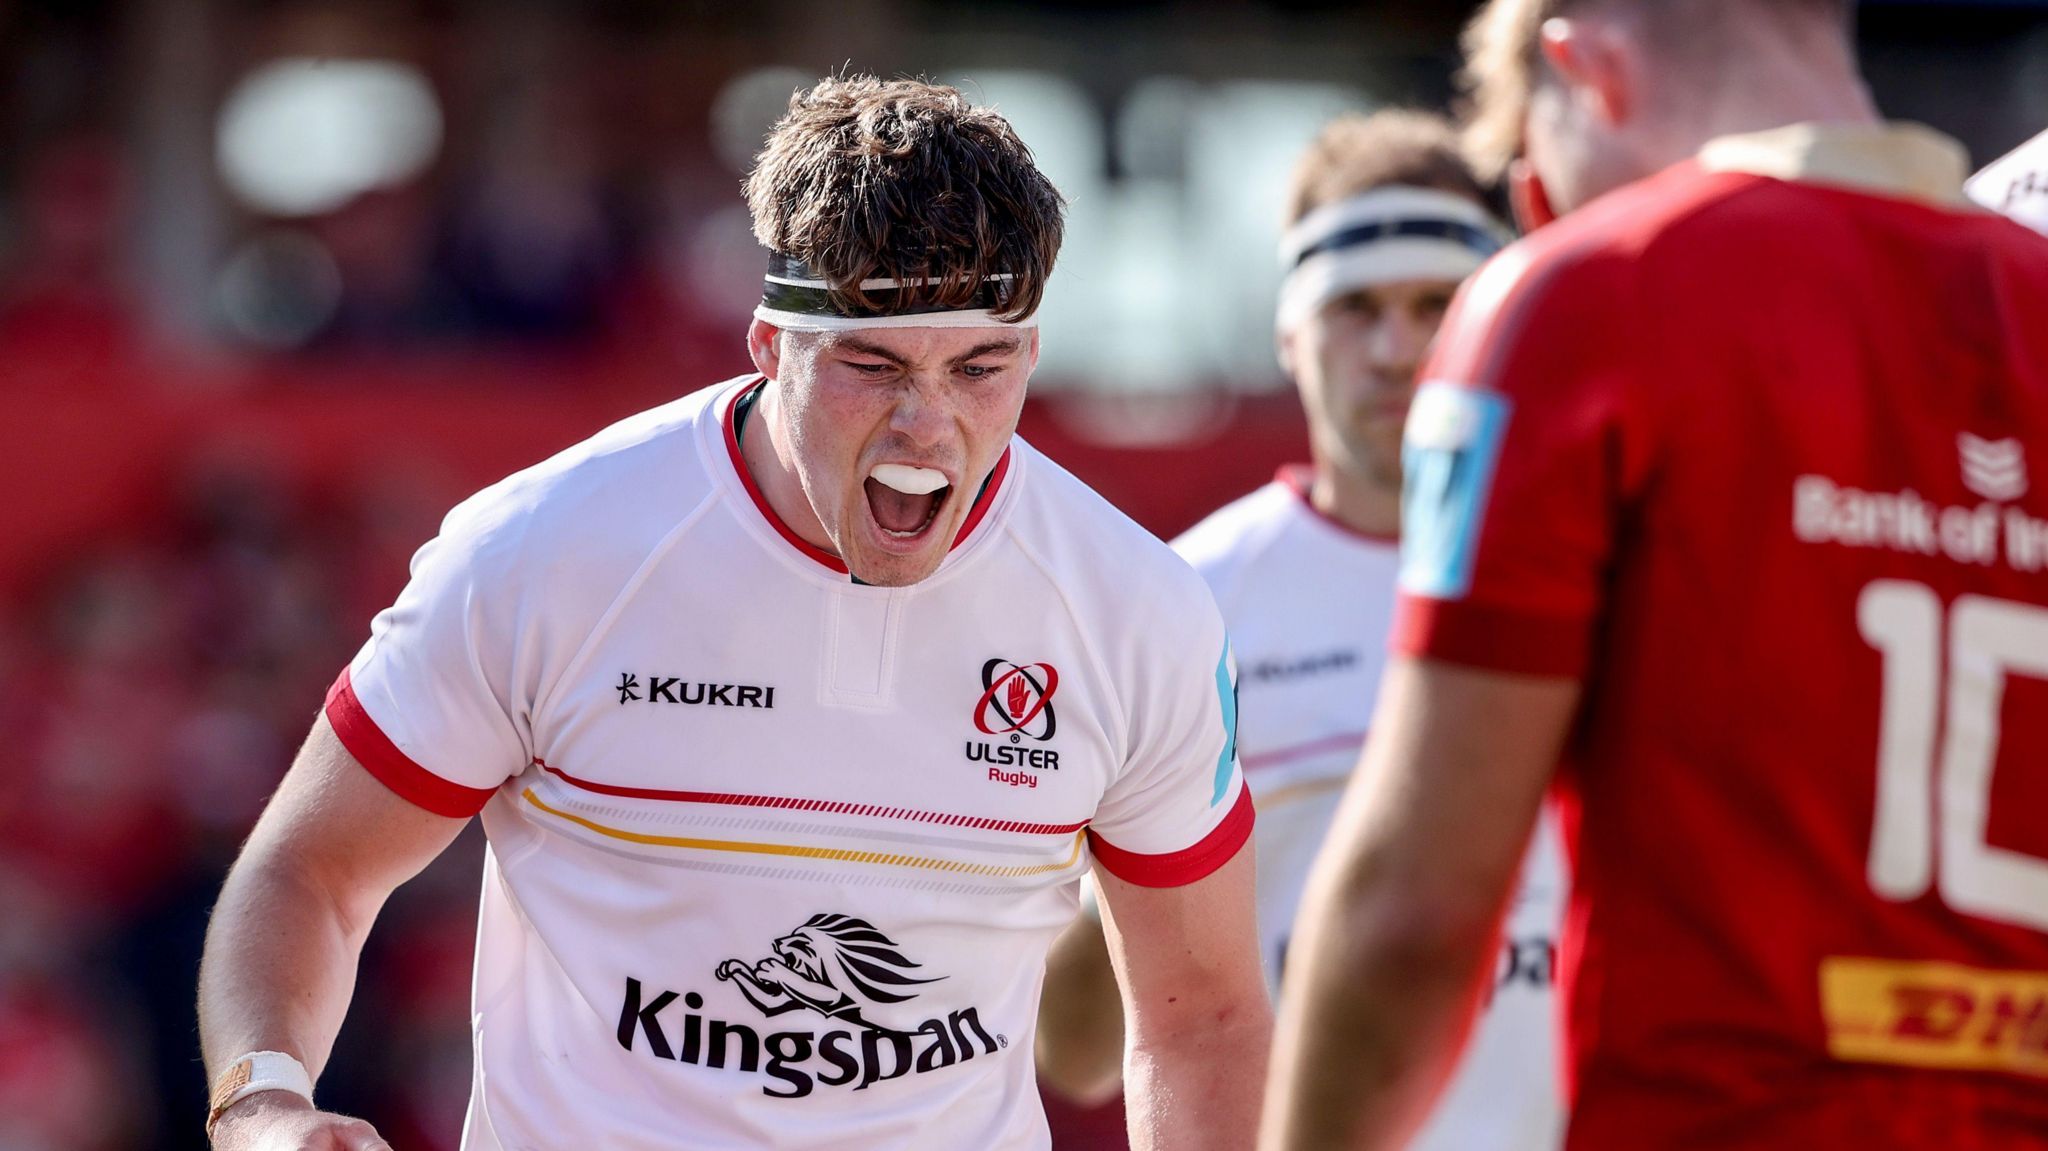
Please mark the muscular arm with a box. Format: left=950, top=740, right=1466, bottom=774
left=1098, top=846, right=1270, bottom=1151
left=1258, top=658, right=1577, bottom=1150
left=197, top=715, right=470, bottom=1143
left=1034, top=889, right=1126, bottom=1105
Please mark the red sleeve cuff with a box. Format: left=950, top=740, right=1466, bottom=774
left=1391, top=594, right=1592, bottom=678
left=325, top=668, right=497, bottom=819
left=1087, top=785, right=1255, bottom=889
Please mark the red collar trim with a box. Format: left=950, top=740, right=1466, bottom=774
left=721, top=378, right=1012, bottom=576
left=1276, top=464, right=1400, bottom=546
left=956, top=447, right=1012, bottom=545
left=723, top=380, right=845, bottom=572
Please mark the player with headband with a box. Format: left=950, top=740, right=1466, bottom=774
left=1265, top=2, right=2048, bottom=1148
left=196, top=75, right=1266, bottom=1151
left=1037, top=110, right=1566, bottom=1150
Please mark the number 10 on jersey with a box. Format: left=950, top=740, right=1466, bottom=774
left=1859, top=581, right=2048, bottom=932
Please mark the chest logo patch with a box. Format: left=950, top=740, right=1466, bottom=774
left=973, top=659, right=1058, bottom=740
left=968, top=659, right=1062, bottom=786
left=616, top=913, right=1006, bottom=1099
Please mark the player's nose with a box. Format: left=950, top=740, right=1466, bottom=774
left=1366, top=309, right=1429, bottom=380
left=886, top=376, right=952, bottom=448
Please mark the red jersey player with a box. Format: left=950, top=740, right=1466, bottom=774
left=1262, top=2, right=2048, bottom=1149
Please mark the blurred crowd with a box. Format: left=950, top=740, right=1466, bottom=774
left=0, top=5, right=819, bottom=384
left=0, top=115, right=738, bottom=375
left=0, top=23, right=745, bottom=1137
left=0, top=448, right=498, bottom=1147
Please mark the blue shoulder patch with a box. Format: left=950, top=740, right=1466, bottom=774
left=1399, top=382, right=1512, bottom=601
left=1212, top=638, right=1238, bottom=806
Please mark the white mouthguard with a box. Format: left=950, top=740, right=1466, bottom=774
left=869, top=464, right=949, bottom=495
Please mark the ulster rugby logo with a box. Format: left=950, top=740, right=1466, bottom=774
left=974, top=659, right=1059, bottom=741
left=968, top=658, right=1063, bottom=785
left=717, top=914, right=942, bottom=1029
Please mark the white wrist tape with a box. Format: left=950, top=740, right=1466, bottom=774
left=206, top=1050, right=314, bottom=1134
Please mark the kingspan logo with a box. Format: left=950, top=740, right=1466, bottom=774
left=616, top=914, right=1005, bottom=1098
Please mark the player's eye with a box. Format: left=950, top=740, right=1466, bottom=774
left=846, top=360, right=894, bottom=376
left=1416, top=292, right=1455, bottom=317
left=1333, top=293, right=1380, bottom=321
left=959, top=363, right=1000, bottom=380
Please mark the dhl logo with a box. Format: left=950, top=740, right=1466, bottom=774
left=1821, top=958, right=2048, bottom=1078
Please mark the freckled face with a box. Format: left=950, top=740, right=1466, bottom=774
left=773, top=326, right=1036, bottom=586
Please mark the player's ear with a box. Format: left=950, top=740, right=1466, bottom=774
left=747, top=319, right=784, bottom=380
left=1509, top=158, right=1558, bottom=232
left=1538, top=16, right=1633, bottom=128
left=1275, top=326, right=1299, bottom=378
left=1023, top=328, right=1041, bottom=376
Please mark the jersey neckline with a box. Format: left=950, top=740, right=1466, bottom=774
left=1696, top=121, right=1970, bottom=208
left=1275, top=465, right=1400, bottom=548
left=719, top=376, right=1013, bottom=577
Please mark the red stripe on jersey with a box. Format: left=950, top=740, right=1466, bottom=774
left=719, top=377, right=1014, bottom=575
left=1087, top=784, right=1255, bottom=888
left=955, top=447, right=1011, bottom=543
left=534, top=759, right=1089, bottom=835
left=325, top=668, right=497, bottom=818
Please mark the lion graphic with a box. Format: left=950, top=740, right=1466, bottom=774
left=716, top=913, right=944, bottom=1031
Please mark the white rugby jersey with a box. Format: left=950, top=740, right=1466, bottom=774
left=324, top=376, right=1252, bottom=1151
left=1173, top=469, right=1566, bottom=1151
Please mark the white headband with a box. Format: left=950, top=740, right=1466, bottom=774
left=754, top=305, right=1040, bottom=332
left=1275, top=185, right=1510, bottom=333
left=755, top=261, right=1040, bottom=332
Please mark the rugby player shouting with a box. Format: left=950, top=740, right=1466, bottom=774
left=198, top=76, right=1266, bottom=1151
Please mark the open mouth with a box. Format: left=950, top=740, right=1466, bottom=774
left=864, top=464, right=952, bottom=542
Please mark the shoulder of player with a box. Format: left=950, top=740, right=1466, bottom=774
left=433, top=381, right=728, bottom=581
left=1170, top=482, right=1299, bottom=602
left=1432, top=163, right=1772, bottom=385
left=1002, top=441, right=1223, bottom=635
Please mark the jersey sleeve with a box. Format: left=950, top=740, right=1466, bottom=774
left=325, top=494, right=535, bottom=817
left=1086, top=597, right=1255, bottom=889
left=1391, top=242, right=1647, bottom=679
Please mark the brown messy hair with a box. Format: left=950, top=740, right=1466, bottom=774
left=1286, top=109, right=1493, bottom=225
left=745, top=75, right=1066, bottom=322
left=1459, top=0, right=1856, bottom=181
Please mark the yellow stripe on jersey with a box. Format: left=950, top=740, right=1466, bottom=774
left=1821, top=957, right=2048, bottom=1079
left=522, top=788, right=1086, bottom=878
